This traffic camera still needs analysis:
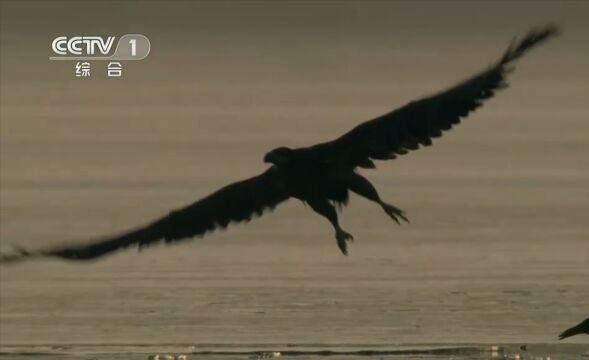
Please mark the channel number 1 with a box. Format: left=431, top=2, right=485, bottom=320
left=129, top=39, right=136, bottom=57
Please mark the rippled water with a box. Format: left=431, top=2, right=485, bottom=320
left=1, top=344, right=588, bottom=360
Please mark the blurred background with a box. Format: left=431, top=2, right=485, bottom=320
left=0, top=0, right=588, bottom=354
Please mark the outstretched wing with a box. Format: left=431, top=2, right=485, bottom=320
left=0, top=168, right=289, bottom=263
left=558, top=317, right=589, bottom=340
left=318, top=25, right=559, bottom=168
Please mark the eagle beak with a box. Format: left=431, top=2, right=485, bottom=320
left=263, top=153, right=272, bottom=163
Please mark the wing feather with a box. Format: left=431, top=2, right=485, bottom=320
left=322, top=25, right=559, bottom=167
left=0, top=168, right=289, bottom=263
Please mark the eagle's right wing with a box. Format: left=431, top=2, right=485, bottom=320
left=316, top=25, right=559, bottom=168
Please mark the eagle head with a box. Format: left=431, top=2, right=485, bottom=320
left=264, top=147, right=294, bottom=166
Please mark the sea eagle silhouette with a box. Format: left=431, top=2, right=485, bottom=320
left=559, top=317, right=589, bottom=340
left=0, top=25, right=558, bottom=263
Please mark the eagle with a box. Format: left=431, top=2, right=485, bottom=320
left=559, top=317, right=589, bottom=340
left=0, top=25, right=558, bottom=263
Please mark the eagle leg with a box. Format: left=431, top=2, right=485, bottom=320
left=348, top=172, right=409, bottom=224
left=307, top=199, right=353, bottom=255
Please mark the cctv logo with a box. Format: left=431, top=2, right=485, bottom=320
left=50, top=34, right=150, bottom=61
left=52, top=36, right=116, bottom=56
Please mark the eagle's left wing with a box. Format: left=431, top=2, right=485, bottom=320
left=1, top=167, right=289, bottom=263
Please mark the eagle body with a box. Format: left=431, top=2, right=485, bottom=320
left=271, top=155, right=352, bottom=206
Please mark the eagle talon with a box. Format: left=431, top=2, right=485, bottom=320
left=336, top=229, right=354, bottom=255
left=383, top=204, right=409, bottom=224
